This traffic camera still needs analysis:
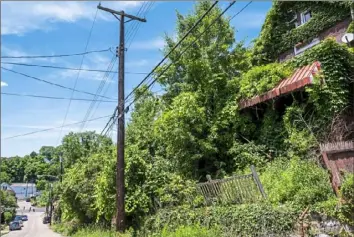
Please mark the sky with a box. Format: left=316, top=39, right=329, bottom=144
left=1, top=1, right=272, bottom=157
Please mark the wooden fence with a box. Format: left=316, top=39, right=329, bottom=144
left=196, top=165, right=266, bottom=205
left=320, top=141, right=354, bottom=195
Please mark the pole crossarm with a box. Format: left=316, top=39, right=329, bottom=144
left=97, top=4, right=147, bottom=22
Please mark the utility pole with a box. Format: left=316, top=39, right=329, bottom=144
left=59, top=154, right=63, bottom=183
left=25, top=180, right=28, bottom=198
left=49, top=183, right=53, bottom=225
left=97, top=3, right=146, bottom=232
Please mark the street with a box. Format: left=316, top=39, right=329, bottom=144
left=5, top=201, right=62, bottom=237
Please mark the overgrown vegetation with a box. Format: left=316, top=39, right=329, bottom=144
left=140, top=202, right=298, bottom=237
left=261, top=158, right=334, bottom=208
left=252, top=1, right=351, bottom=64
left=3, top=1, right=354, bottom=236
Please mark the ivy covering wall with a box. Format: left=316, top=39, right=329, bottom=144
left=252, top=1, right=351, bottom=65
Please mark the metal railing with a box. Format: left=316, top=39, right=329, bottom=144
left=196, top=165, right=266, bottom=205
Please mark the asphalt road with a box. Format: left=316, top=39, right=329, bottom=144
left=5, top=201, right=62, bottom=237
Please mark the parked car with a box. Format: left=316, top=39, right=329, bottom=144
left=21, top=215, right=28, bottom=221
left=42, top=216, right=50, bottom=224
left=26, top=198, right=31, bottom=202
left=14, top=216, right=24, bottom=227
left=9, top=221, right=22, bottom=231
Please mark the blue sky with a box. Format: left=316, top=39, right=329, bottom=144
left=1, top=1, right=272, bottom=157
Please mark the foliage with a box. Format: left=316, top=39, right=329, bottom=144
left=4, top=212, right=13, bottom=224
left=60, top=148, right=114, bottom=224
left=289, top=39, right=354, bottom=120
left=1, top=146, right=62, bottom=183
left=347, top=21, right=354, bottom=33
left=260, top=158, right=334, bottom=208
left=252, top=1, right=351, bottom=64
left=256, top=109, right=288, bottom=156
left=6, top=2, right=353, bottom=236
left=153, top=1, right=252, bottom=179
left=338, top=173, right=354, bottom=226
left=228, top=141, right=268, bottom=172
left=0, top=190, right=17, bottom=209
left=282, top=104, right=318, bottom=157
left=140, top=202, right=299, bottom=237
left=36, top=179, right=47, bottom=191
left=61, top=131, right=113, bottom=169
left=161, top=225, right=221, bottom=237
left=52, top=220, right=82, bottom=236
left=71, top=227, right=132, bottom=237
left=238, top=63, right=292, bottom=99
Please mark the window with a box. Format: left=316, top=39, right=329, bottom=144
left=292, top=10, right=312, bottom=28
left=294, top=38, right=320, bottom=55
left=300, top=11, right=311, bottom=25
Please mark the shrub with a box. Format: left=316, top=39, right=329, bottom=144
left=347, top=21, right=354, bottom=33
left=140, top=202, right=299, bottom=237
left=71, top=226, right=132, bottom=237
left=338, top=173, right=354, bottom=226
left=260, top=158, right=334, bottom=208
left=4, top=211, right=13, bottom=224
left=160, top=225, right=221, bottom=237
left=239, top=63, right=292, bottom=99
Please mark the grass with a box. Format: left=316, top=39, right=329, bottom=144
left=1, top=225, right=10, bottom=236
left=71, top=227, right=131, bottom=237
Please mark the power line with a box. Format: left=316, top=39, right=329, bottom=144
left=88, top=64, right=118, bottom=121
left=230, top=1, right=252, bottom=21
left=125, top=2, right=147, bottom=42
left=79, top=56, right=117, bottom=131
left=1, top=48, right=111, bottom=59
left=124, top=1, right=219, bottom=105
left=3, top=1, right=251, bottom=141
left=104, top=1, right=245, bottom=136
left=1, top=92, right=117, bottom=102
left=0, top=62, right=148, bottom=75
left=57, top=6, right=100, bottom=145
left=2, top=114, right=111, bottom=140
left=1, top=67, right=114, bottom=99
left=100, top=1, right=220, bottom=136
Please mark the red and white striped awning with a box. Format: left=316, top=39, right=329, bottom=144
left=239, top=61, right=321, bottom=109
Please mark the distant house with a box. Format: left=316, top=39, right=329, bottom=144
left=1, top=182, right=16, bottom=197
left=10, top=183, right=37, bottom=199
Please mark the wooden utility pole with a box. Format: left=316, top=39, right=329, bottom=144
left=97, top=3, right=146, bottom=232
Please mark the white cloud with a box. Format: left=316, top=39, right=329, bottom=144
left=1, top=81, right=8, bottom=87
left=1, top=1, right=143, bottom=35
left=129, top=37, right=166, bottom=50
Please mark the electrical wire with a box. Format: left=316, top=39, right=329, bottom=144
left=104, top=1, right=247, bottom=136
left=100, top=1, right=220, bottom=135
left=79, top=56, right=117, bottom=131
left=0, top=62, right=148, bottom=74
left=89, top=64, right=118, bottom=120
left=229, top=1, right=252, bottom=21
left=1, top=48, right=111, bottom=59
left=4, top=1, right=252, bottom=140
left=2, top=115, right=111, bottom=140
left=1, top=92, right=117, bottom=102
left=1, top=67, right=114, bottom=99
left=56, top=6, right=99, bottom=145
left=124, top=1, right=219, bottom=105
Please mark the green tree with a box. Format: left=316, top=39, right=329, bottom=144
left=153, top=1, right=251, bottom=179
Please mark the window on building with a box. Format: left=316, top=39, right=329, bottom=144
left=300, top=11, right=312, bottom=25
left=292, top=10, right=312, bottom=28
left=294, top=38, right=320, bottom=55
